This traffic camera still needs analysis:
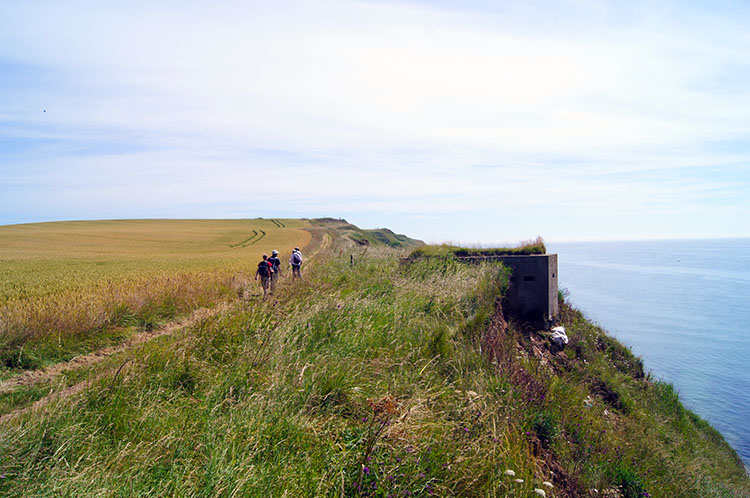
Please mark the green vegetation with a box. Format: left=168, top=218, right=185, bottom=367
left=1, top=230, right=748, bottom=497
left=311, top=218, right=424, bottom=248
left=409, top=237, right=546, bottom=259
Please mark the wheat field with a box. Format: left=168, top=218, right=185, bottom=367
left=0, top=219, right=312, bottom=363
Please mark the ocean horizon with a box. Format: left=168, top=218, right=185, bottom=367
left=548, top=238, right=750, bottom=465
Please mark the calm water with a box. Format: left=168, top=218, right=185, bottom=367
left=548, top=239, right=750, bottom=465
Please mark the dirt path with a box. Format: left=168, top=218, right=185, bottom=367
left=0, top=303, right=229, bottom=397
left=312, top=232, right=332, bottom=257
left=1, top=370, right=90, bottom=424
left=305, top=230, right=332, bottom=261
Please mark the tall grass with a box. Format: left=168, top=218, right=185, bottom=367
left=409, top=237, right=546, bottom=259
left=0, top=244, right=748, bottom=497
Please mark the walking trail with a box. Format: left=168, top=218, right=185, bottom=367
left=0, top=303, right=229, bottom=423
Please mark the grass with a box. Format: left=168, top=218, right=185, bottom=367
left=311, top=218, right=424, bottom=248
left=409, top=237, right=547, bottom=259
left=1, top=236, right=748, bottom=497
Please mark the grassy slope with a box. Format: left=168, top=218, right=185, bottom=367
left=409, top=238, right=546, bottom=258
left=310, top=218, right=424, bottom=248
left=1, top=241, right=748, bottom=497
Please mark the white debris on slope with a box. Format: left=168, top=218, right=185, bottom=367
left=550, top=325, right=568, bottom=347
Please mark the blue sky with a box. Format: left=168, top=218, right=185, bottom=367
left=1, top=0, right=749, bottom=243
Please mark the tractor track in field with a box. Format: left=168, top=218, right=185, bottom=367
left=229, top=229, right=269, bottom=248
left=229, top=230, right=259, bottom=247
left=249, top=230, right=266, bottom=245
left=0, top=303, right=230, bottom=424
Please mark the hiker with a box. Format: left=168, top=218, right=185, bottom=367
left=255, top=254, right=274, bottom=299
left=268, top=249, right=281, bottom=294
left=290, top=247, right=303, bottom=279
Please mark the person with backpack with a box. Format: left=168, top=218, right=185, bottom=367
left=255, top=254, right=274, bottom=299
left=268, top=249, right=281, bottom=294
left=290, top=247, right=303, bottom=280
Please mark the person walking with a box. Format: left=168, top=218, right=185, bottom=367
left=290, top=247, right=303, bottom=280
left=255, top=254, right=274, bottom=299
left=268, top=249, right=281, bottom=294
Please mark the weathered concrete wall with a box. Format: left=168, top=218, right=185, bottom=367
left=495, top=254, right=557, bottom=327
left=457, top=254, right=558, bottom=328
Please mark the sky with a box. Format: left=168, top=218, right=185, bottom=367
left=1, top=0, right=749, bottom=243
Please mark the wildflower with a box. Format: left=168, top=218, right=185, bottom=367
left=514, top=479, right=524, bottom=483
left=363, top=466, right=370, bottom=474
left=504, top=470, right=516, bottom=476
left=534, top=489, right=546, bottom=497
left=542, top=481, right=553, bottom=488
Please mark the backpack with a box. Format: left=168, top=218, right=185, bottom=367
left=258, top=260, right=271, bottom=277
left=269, top=257, right=281, bottom=272
left=291, top=251, right=302, bottom=265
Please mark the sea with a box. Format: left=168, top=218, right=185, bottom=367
left=547, top=238, right=750, bottom=466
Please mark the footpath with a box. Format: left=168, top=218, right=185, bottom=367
left=0, top=303, right=229, bottom=424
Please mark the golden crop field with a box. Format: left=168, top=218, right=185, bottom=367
left=0, top=218, right=310, bottom=301
left=0, top=219, right=312, bottom=356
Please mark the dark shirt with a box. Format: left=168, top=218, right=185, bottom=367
left=268, top=256, right=281, bottom=273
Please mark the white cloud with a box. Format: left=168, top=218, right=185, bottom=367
left=1, top=0, right=749, bottom=240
